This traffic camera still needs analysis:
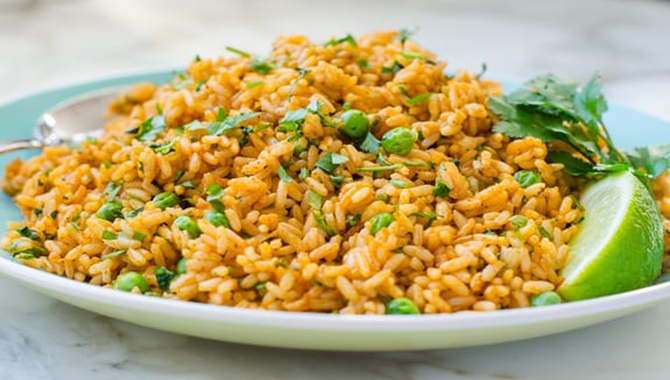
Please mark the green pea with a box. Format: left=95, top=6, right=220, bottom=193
left=114, top=272, right=149, bottom=293
left=370, top=212, right=395, bottom=236
left=177, top=258, right=188, bottom=274
left=386, top=297, right=421, bottom=315
left=381, top=128, right=415, bottom=156
left=174, top=215, right=202, bottom=238
left=96, top=202, right=123, bottom=222
left=530, top=291, right=562, bottom=307
left=339, top=110, right=369, bottom=139
left=205, top=210, right=230, bottom=228
left=153, top=192, right=180, bottom=210
left=513, top=170, right=542, bottom=188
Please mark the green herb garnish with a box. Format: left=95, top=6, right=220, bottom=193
left=135, top=116, right=166, bottom=141
left=226, top=46, right=251, bottom=57
left=389, top=179, right=409, bottom=188
left=17, top=226, right=40, bottom=241
left=102, top=231, right=118, bottom=240
left=250, top=58, right=274, bottom=74
left=154, top=140, right=177, bottom=155
left=400, top=51, right=424, bottom=60
left=154, top=266, right=176, bottom=291
left=406, top=93, right=431, bottom=105
left=313, top=211, right=336, bottom=237
left=433, top=180, right=451, bottom=198
left=208, top=112, right=260, bottom=136
left=488, top=73, right=657, bottom=187
left=324, top=34, right=357, bottom=47
left=102, top=250, right=126, bottom=260
left=359, top=132, right=381, bottom=153
left=315, top=152, right=349, bottom=173
left=247, top=80, right=264, bottom=89
left=277, top=165, right=294, bottom=183
left=306, top=189, right=323, bottom=210
left=510, top=215, right=529, bottom=229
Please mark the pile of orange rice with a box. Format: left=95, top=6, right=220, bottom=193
left=4, top=30, right=669, bottom=314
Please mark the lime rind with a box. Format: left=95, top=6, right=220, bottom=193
left=558, top=171, right=664, bottom=301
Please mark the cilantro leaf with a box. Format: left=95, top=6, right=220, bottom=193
left=17, top=226, right=40, bottom=241
left=277, top=165, right=294, bottom=183
left=396, top=28, right=416, bottom=44
left=154, top=266, right=176, bottom=291
left=547, top=151, right=595, bottom=176
left=208, top=112, right=260, bottom=136
left=226, top=46, right=251, bottom=57
left=101, top=250, right=126, bottom=260
left=359, top=132, right=381, bottom=153
left=136, top=116, right=166, bottom=141
left=406, top=93, right=432, bottom=105
left=278, top=109, right=309, bottom=132
left=154, top=140, right=177, bottom=155
left=324, top=34, right=357, bottom=47
left=390, top=179, right=409, bottom=188
left=306, top=189, right=323, bottom=210
left=574, top=73, right=608, bottom=130
left=250, top=58, right=274, bottom=74
left=315, top=152, right=349, bottom=173
left=626, top=144, right=670, bottom=179
left=433, top=180, right=451, bottom=198
left=313, top=211, right=336, bottom=237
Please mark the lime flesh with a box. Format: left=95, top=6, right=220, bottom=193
left=558, top=171, right=664, bottom=301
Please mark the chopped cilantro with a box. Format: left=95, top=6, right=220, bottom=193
left=102, top=250, right=126, bottom=260
left=510, top=215, right=529, bottom=229
left=225, top=46, right=251, bottom=57
left=359, top=132, right=381, bottom=153
left=184, top=120, right=205, bottom=131
left=315, top=152, right=349, bottom=173
left=389, top=179, right=409, bottom=188
left=135, top=116, right=166, bottom=141
left=400, top=51, right=424, bottom=60
left=324, top=34, right=357, bottom=47
left=396, top=28, right=416, bottom=44
left=329, top=175, right=344, bottom=188
left=208, top=112, right=260, bottom=136
left=347, top=213, right=361, bottom=227
left=313, top=211, right=335, bottom=237
left=306, top=189, right=323, bottom=210
left=154, top=266, right=176, bottom=291
left=17, top=227, right=40, bottom=241
left=381, top=61, right=403, bottom=75
left=154, top=140, right=177, bottom=155
left=538, top=226, right=552, bottom=239
left=406, top=93, right=432, bottom=105
left=250, top=58, right=274, bottom=74
left=433, top=180, right=451, bottom=198
left=277, top=165, right=294, bottom=183
left=247, top=80, right=264, bottom=89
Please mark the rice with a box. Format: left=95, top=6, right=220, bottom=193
left=3, top=30, right=668, bottom=315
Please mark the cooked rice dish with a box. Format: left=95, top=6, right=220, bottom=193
left=3, top=30, right=670, bottom=314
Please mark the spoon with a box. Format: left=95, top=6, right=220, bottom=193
left=0, top=87, right=123, bottom=154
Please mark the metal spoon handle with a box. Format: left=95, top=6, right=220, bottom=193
left=0, top=139, right=43, bottom=154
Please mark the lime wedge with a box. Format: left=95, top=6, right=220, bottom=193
left=558, top=171, right=664, bottom=301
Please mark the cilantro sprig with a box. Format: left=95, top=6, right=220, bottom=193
left=489, top=73, right=670, bottom=188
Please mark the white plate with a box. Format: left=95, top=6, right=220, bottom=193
left=1, top=70, right=669, bottom=351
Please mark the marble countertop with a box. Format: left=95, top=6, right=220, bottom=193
left=1, top=0, right=670, bottom=378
